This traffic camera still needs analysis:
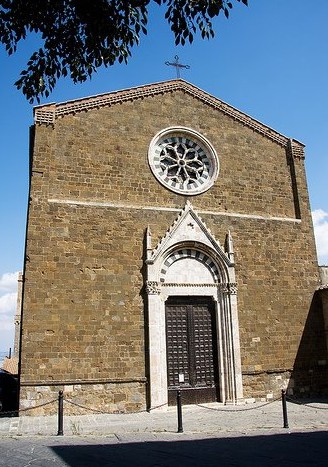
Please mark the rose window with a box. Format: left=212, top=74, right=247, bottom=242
left=148, top=127, right=219, bottom=195
left=160, top=141, right=205, bottom=186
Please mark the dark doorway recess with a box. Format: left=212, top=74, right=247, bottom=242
left=165, top=296, right=219, bottom=405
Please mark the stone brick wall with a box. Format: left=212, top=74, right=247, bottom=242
left=45, top=92, right=298, bottom=218
left=19, top=82, right=322, bottom=413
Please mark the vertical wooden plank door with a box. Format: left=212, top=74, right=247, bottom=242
left=166, top=297, right=219, bottom=405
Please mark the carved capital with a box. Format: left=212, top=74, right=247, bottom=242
left=145, top=281, right=161, bottom=295
left=219, top=282, right=229, bottom=294
left=228, top=282, right=238, bottom=295
left=218, top=282, right=238, bottom=295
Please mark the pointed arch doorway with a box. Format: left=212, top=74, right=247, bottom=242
left=166, top=295, right=219, bottom=404
left=145, top=203, right=243, bottom=409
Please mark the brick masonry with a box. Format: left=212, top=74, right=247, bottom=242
left=19, top=80, right=325, bottom=414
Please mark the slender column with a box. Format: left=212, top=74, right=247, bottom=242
left=146, top=281, right=168, bottom=410
left=228, top=283, right=243, bottom=402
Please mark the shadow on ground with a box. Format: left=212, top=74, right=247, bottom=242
left=51, top=431, right=328, bottom=467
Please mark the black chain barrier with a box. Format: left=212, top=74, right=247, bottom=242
left=64, top=397, right=168, bottom=415
left=2, top=389, right=328, bottom=436
left=176, top=389, right=292, bottom=431
left=196, top=397, right=281, bottom=413
left=0, top=398, right=58, bottom=418
left=60, top=396, right=169, bottom=435
left=0, top=393, right=167, bottom=420
left=20, top=398, right=58, bottom=412
left=286, top=396, right=328, bottom=410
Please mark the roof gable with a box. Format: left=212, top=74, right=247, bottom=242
left=34, top=79, right=304, bottom=153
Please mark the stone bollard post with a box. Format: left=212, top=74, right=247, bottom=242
left=57, top=390, right=64, bottom=436
left=281, top=389, right=289, bottom=429
left=177, top=389, right=183, bottom=433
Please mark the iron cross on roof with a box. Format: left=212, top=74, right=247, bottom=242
left=165, top=55, right=190, bottom=79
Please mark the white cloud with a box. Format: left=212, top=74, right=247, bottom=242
left=0, top=271, right=19, bottom=294
left=0, top=272, right=18, bottom=351
left=0, top=292, right=17, bottom=316
left=312, top=209, right=328, bottom=265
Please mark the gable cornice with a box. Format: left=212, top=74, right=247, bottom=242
left=33, top=79, right=304, bottom=152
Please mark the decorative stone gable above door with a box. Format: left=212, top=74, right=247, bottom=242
left=145, top=202, right=243, bottom=409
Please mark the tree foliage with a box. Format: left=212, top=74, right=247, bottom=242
left=0, top=1, right=248, bottom=102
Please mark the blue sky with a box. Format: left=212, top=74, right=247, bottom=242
left=1, top=0, right=328, bottom=351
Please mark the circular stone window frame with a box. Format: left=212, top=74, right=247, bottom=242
left=148, top=126, right=219, bottom=195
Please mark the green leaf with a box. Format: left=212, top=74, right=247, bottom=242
left=0, top=0, right=248, bottom=101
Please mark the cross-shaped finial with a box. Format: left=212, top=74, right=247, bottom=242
left=165, top=55, right=190, bottom=79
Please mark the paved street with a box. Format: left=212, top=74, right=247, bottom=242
left=0, top=431, right=327, bottom=466
left=0, top=399, right=327, bottom=466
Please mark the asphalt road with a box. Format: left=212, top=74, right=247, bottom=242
left=0, top=431, right=327, bottom=467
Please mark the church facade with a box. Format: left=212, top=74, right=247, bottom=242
left=19, top=80, right=324, bottom=414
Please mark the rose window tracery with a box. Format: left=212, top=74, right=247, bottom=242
left=148, top=127, right=219, bottom=195
left=160, top=141, right=205, bottom=186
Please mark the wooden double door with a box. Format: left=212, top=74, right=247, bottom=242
left=166, top=297, right=219, bottom=405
